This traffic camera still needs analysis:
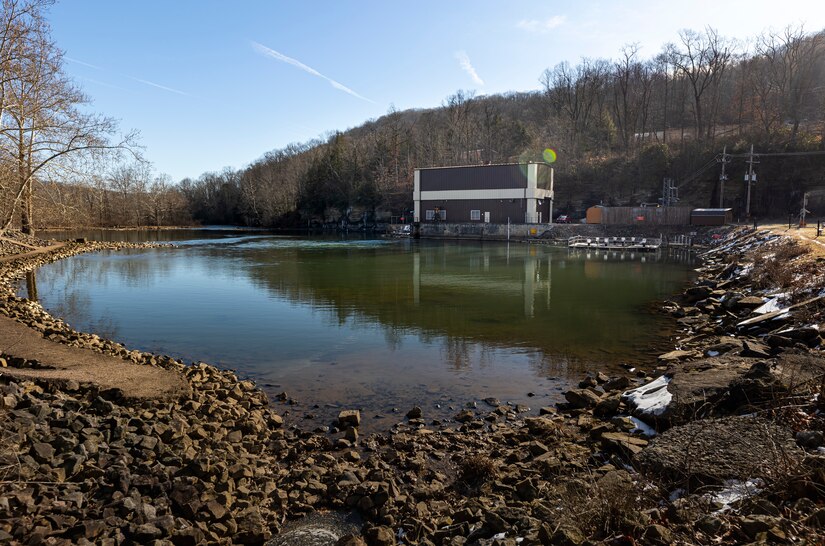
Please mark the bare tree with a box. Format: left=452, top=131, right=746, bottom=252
left=757, top=25, right=825, bottom=141
left=541, top=58, right=609, bottom=153
left=610, top=44, right=654, bottom=153
left=666, top=28, right=733, bottom=141
left=0, top=0, right=137, bottom=235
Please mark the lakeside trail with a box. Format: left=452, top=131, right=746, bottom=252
left=0, top=313, right=189, bottom=400
left=0, top=241, right=66, bottom=263
left=0, top=229, right=824, bottom=546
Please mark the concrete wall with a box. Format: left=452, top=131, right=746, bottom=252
left=419, top=222, right=711, bottom=242
left=420, top=222, right=547, bottom=240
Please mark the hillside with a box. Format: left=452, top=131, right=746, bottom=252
left=28, top=26, right=825, bottom=229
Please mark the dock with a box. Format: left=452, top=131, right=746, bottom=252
left=567, top=235, right=662, bottom=251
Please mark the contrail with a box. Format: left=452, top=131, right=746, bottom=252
left=65, top=57, right=102, bottom=70
left=79, top=76, right=131, bottom=92
left=456, top=51, right=484, bottom=86
left=251, top=41, right=375, bottom=103
left=128, top=76, right=191, bottom=97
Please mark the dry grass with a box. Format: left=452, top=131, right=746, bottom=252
left=456, top=454, right=496, bottom=488
left=548, top=471, right=656, bottom=537
left=751, top=240, right=811, bottom=293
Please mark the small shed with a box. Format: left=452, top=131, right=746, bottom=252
left=585, top=206, right=604, bottom=224
left=691, top=208, right=733, bottom=226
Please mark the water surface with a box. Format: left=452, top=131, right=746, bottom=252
left=21, top=233, right=695, bottom=428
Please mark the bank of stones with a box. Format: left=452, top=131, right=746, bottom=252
left=0, top=231, right=824, bottom=545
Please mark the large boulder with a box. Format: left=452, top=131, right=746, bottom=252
left=635, top=416, right=803, bottom=488
left=624, top=357, right=783, bottom=425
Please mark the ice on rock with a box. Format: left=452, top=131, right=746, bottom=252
left=622, top=375, right=672, bottom=416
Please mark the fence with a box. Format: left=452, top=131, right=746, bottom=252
left=596, top=206, right=692, bottom=226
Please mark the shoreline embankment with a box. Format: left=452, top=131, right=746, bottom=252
left=0, top=229, right=824, bottom=545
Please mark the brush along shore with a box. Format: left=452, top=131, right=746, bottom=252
left=0, top=230, right=823, bottom=546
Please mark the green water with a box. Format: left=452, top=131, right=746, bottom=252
left=22, top=233, right=695, bottom=427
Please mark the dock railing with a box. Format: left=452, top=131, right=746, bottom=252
left=567, top=235, right=662, bottom=250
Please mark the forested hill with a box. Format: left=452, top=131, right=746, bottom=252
left=34, top=26, right=825, bottom=228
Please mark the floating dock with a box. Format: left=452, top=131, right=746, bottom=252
left=567, top=235, right=662, bottom=251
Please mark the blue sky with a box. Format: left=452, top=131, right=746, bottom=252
left=50, top=1, right=825, bottom=181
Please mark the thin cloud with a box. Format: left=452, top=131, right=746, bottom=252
left=127, top=76, right=191, bottom=97
left=251, top=41, right=374, bottom=103
left=79, top=76, right=131, bottom=92
left=455, top=51, right=484, bottom=86
left=517, top=15, right=566, bottom=33
left=65, top=57, right=189, bottom=97
left=65, top=56, right=102, bottom=70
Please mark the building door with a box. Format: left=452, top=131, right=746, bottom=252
left=484, top=211, right=490, bottom=223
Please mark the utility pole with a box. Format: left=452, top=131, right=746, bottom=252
left=718, top=145, right=729, bottom=208
left=801, top=192, right=809, bottom=227
left=745, top=144, right=758, bottom=218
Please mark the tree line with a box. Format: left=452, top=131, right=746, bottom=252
left=6, top=7, right=824, bottom=231
left=180, top=25, right=824, bottom=227
left=0, top=0, right=192, bottom=234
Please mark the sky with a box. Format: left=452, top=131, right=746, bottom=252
left=49, top=0, right=825, bottom=182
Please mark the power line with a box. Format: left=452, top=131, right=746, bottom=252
left=727, top=150, right=825, bottom=158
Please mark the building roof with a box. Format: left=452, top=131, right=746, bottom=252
left=691, top=208, right=733, bottom=215
left=416, top=162, right=551, bottom=171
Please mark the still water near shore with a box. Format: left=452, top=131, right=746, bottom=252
left=24, top=230, right=696, bottom=428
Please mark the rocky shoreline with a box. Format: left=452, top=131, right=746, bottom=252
left=0, top=230, right=824, bottom=545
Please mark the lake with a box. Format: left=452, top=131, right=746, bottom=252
left=23, top=230, right=696, bottom=428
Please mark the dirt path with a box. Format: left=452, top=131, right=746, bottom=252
left=0, top=235, right=40, bottom=250
left=0, top=242, right=67, bottom=262
left=765, top=223, right=825, bottom=258
left=0, top=313, right=189, bottom=400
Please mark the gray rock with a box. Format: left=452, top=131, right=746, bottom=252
left=454, top=409, right=474, bottom=423
left=548, top=524, right=585, bottom=546
left=603, top=376, right=630, bottom=391
left=796, top=430, right=823, bottom=449
left=338, top=410, right=361, bottom=428
left=739, top=515, right=777, bottom=538
left=741, top=340, right=771, bottom=358
left=657, top=350, right=694, bottom=362
left=564, top=388, right=600, bottom=409
left=696, top=515, right=725, bottom=536
left=644, top=524, right=673, bottom=544
left=636, top=416, right=803, bottom=487
left=30, top=441, right=54, bottom=463
left=365, top=526, right=396, bottom=546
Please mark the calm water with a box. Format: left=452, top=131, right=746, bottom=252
left=22, top=232, right=696, bottom=428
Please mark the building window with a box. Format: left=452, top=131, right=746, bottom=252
left=470, top=210, right=481, bottom=221
left=425, top=208, right=446, bottom=221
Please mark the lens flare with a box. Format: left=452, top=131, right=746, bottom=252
left=543, top=148, right=558, bottom=163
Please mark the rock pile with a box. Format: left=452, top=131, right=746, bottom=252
left=1, top=361, right=286, bottom=544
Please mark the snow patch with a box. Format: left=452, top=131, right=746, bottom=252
left=622, top=375, right=672, bottom=416
left=709, top=479, right=764, bottom=512
left=629, top=416, right=657, bottom=437
left=754, top=297, right=784, bottom=315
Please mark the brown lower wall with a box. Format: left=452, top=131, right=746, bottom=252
left=598, top=207, right=692, bottom=225
left=420, top=199, right=531, bottom=224
left=420, top=198, right=553, bottom=224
